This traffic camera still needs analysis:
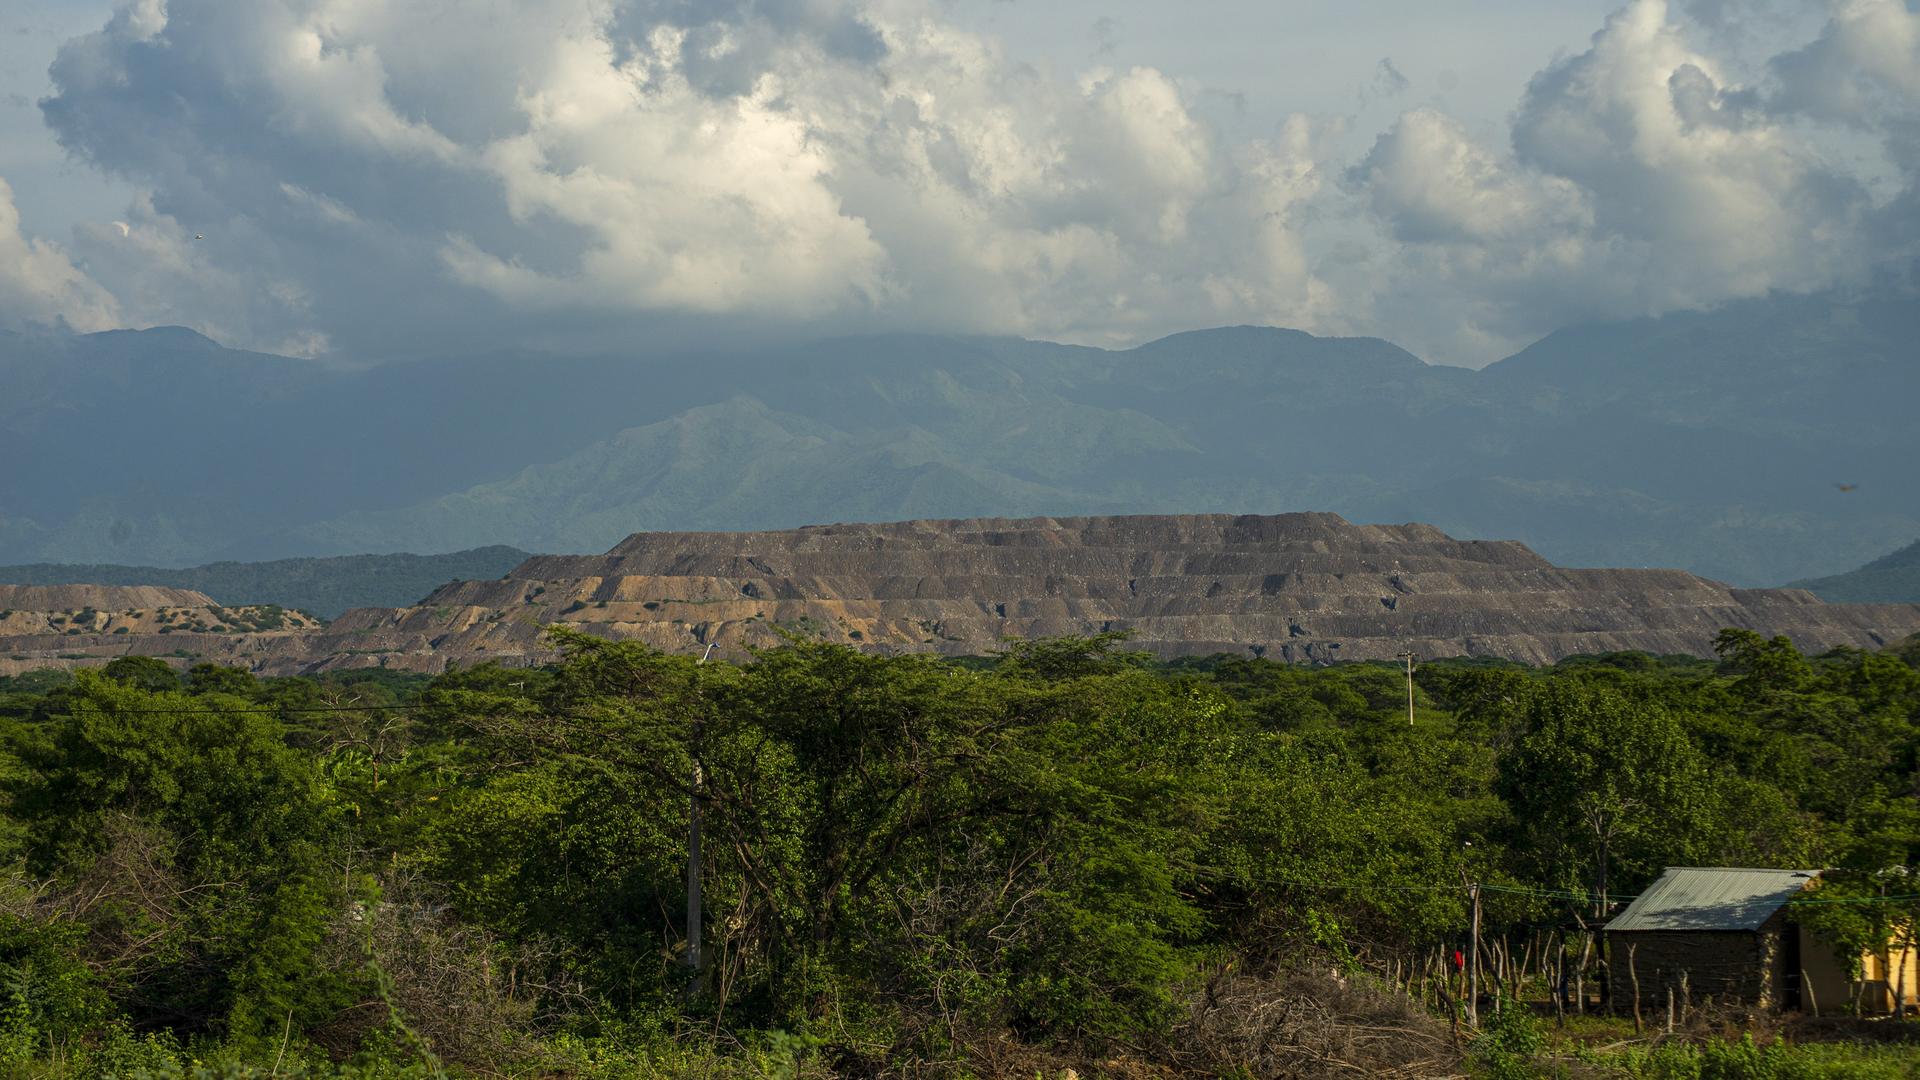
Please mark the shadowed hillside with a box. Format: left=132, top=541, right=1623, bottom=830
left=10, top=514, right=1916, bottom=678
left=4, top=286, right=1914, bottom=584
left=1791, top=537, right=1920, bottom=603
left=0, top=547, right=528, bottom=619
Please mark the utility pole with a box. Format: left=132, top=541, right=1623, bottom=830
left=1468, top=879, right=1483, bottom=1027
left=686, top=641, right=718, bottom=990
left=1460, top=849, right=1481, bottom=1028
left=1405, top=652, right=1416, bottom=726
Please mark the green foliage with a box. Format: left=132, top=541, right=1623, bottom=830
left=0, top=633, right=1914, bottom=1073
left=1593, top=1034, right=1920, bottom=1080
left=1498, top=680, right=1714, bottom=905
left=0, top=905, right=107, bottom=1065
left=1472, top=1005, right=1546, bottom=1080
left=101, top=655, right=181, bottom=693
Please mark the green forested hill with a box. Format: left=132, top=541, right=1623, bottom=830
left=4, top=286, right=1916, bottom=584
left=0, top=546, right=528, bottom=618
left=1791, top=537, right=1920, bottom=603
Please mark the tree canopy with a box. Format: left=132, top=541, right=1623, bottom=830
left=0, top=631, right=1915, bottom=1075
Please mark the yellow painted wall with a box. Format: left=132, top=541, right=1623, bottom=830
left=1794, top=927, right=1920, bottom=1014
left=1797, top=925, right=1852, bottom=1014
left=1856, top=939, right=1920, bottom=1014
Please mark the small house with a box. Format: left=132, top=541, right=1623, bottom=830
left=1605, top=867, right=1917, bottom=1013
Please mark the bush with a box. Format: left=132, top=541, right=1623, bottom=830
left=0, top=906, right=108, bottom=1066
left=1474, top=1004, right=1547, bottom=1080
left=75, top=1021, right=182, bottom=1076
left=102, top=655, right=180, bottom=692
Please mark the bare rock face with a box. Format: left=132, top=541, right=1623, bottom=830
left=241, top=513, right=1920, bottom=675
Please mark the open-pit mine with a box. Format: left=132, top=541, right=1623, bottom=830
left=6, top=514, right=1919, bottom=676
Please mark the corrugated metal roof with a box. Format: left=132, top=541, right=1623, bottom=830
left=1606, top=868, right=1818, bottom=932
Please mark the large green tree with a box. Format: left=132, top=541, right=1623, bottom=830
left=1496, top=681, right=1714, bottom=912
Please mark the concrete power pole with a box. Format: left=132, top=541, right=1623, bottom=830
left=1398, top=650, right=1417, bottom=726
left=686, top=641, right=718, bottom=989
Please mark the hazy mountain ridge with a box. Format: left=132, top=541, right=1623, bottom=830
left=0, top=547, right=529, bottom=619
left=1791, top=538, right=1920, bottom=604
left=2, top=287, right=1914, bottom=584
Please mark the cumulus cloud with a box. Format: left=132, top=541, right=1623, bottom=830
left=1770, top=0, right=1920, bottom=128
left=15, top=0, right=1920, bottom=363
left=31, top=0, right=1344, bottom=355
left=0, top=175, right=120, bottom=332
left=1345, top=0, right=1912, bottom=359
left=66, top=190, right=332, bottom=356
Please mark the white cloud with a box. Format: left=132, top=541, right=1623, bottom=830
left=1770, top=0, right=1920, bottom=128
left=1344, top=0, right=1905, bottom=360
left=1511, top=0, right=1869, bottom=299
left=1355, top=108, right=1590, bottom=246
left=446, top=22, right=890, bottom=316
left=33, top=0, right=1347, bottom=354
left=67, top=190, right=330, bottom=352
left=0, top=175, right=120, bottom=332
left=21, top=0, right=1920, bottom=363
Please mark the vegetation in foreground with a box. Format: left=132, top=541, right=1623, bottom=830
left=0, top=629, right=1917, bottom=1078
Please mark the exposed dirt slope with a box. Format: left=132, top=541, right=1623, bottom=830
left=0, top=584, right=215, bottom=610
left=0, top=591, right=322, bottom=676
left=10, top=514, right=1919, bottom=678
left=257, top=514, right=1920, bottom=675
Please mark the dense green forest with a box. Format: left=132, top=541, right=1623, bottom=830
left=2, top=629, right=1918, bottom=1078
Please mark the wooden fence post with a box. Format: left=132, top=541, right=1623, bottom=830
left=1554, top=936, right=1566, bottom=1026
left=1629, top=943, right=1643, bottom=1035
left=1576, top=934, right=1591, bottom=1015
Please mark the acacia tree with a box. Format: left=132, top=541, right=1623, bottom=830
left=1496, top=681, right=1713, bottom=916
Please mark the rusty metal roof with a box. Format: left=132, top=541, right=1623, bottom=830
left=1606, top=868, right=1818, bottom=932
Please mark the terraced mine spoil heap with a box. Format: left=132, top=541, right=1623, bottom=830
left=0, top=584, right=321, bottom=676
left=267, top=513, right=1920, bottom=674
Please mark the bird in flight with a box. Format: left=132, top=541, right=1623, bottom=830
left=1835, top=482, right=1858, bottom=493
left=193, top=233, right=204, bottom=240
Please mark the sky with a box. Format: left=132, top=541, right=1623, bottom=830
left=0, top=0, right=1915, bottom=366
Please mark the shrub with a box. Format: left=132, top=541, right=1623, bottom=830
left=0, top=906, right=108, bottom=1066
left=1473, top=1003, right=1547, bottom=1080
left=101, top=656, right=180, bottom=692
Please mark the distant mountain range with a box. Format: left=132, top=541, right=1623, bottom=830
left=0, top=547, right=527, bottom=619
left=1793, top=539, right=1920, bottom=604
left=2, top=285, right=1914, bottom=585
